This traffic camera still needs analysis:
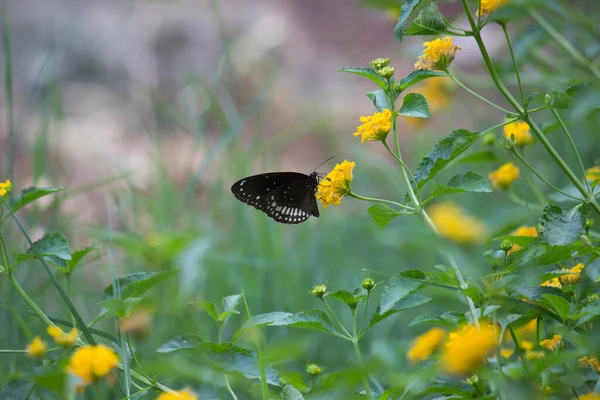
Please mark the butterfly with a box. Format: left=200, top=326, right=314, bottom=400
left=231, top=159, right=333, bottom=224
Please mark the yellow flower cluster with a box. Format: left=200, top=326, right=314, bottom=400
left=539, top=334, right=562, bottom=351
left=414, top=37, right=462, bottom=71
left=478, top=0, right=509, bottom=16
left=579, top=356, right=600, bottom=373
left=488, top=162, right=519, bottom=190
left=441, top=323, right=496, bottom=374
left=587, top=166, right=600, bottom=182
left=157, top=388, right=198, bottom=400
left=407, top=327, right=446, bottom=364
left=47, top=326, right=78, bottom=347
left=580, top=393, right=600, bottom=400
left=68, top=344, right=119, bottom=391
left=0, top=179, right=12, bottom=197
left=428, top=202, right=486, bottom=244
left=26, top=336, right=47, bottom=358
left=508, top=226, right=538, bottom=254
left=353, top=109, right=392, bottom=143
left=541, top=263, right=585, bottom=288
left=317, top=160, right=355, bottom=209
left=504, top=120, right=532, bottom=146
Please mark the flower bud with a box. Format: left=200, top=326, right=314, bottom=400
left=371, top=58, right=390, bottom=70
left=482, top=132, right=496, bottom=146
left=306, top=363, right=323, bottom=376
left=500, top=239, right=513, bottom=252
left=585, top=218, right=594, bottom=230
left=466, top=375, right=479, bottom=385
left=581, top=235, right=592, bottom=247
left=361, top=277, right=375, bottom=292
left=503, top=134, right=516, bottom=149
left=378, top=66, right=395, bottom=79
left=311, top=284, right=327, bottom=298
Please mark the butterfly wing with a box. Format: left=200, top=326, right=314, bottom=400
left=231, top=172, right=319, bottom=224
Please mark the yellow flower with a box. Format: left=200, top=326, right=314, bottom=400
left=500, top=348, right=514, bottom=358
left=503, top=120, right=532, bottom=146
left=317, top=160, right=355, bottom=209
left=414, top=37, right=462, bottom=71
left=520, top=340, right=534, bottom=351
left=407, top=327, right=446, bottom=364
left=47, top=326, right=78, bottom=347
left=518, top=318, right=537, bottom=336
left=440, top=323, right=496, bottom=374
left=67, top=344, right=119, bottom=391
left=477, top=0, right=509, bottom=16
left=560, top=263, right=585, bottom=286
left=488, top=162, right=519, bottom=190
left=580, top=393, right=600, bottom=400
left=353, top=109, right=392, bottom=143
left=508, top=226, right=538, bottom=254
left=428, top=202, right=487, bottom=244
left=311, top=284, right=327, bottom=298
left=540, top=277, right=561, bottom=288
left=26, top=336, right=47, bottom=358
left=539, top=334, right=561, bottom=351
left=587, top=166, right=600, bottom=182
left=0, top=179, right=12, bottom=197
left=579, top=356, right=600, bottom=373
left=525, top=350, right=545, bottom=360
left=157, top=388, right=197, bottom=400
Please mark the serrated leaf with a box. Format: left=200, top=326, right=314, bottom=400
left=370, top=294, right=431, bottom=327
left=539, top=204, right=587, bottom=246
left=367, top=204, right=403, bottom=229
left=410, top=311, right=466, bottom=328
left=541, top=294, right=572, bottom=321
left=506, top=243, right=595, bottom=269
left=246, top=309, right=337, bottom=336
left=98, top=297, right=144, bottom=318
left=10, top=186, right=62, bottom=212
left=394, top=0, right=426, bottom=43
left=546, top=89, right=573, bottom=109
left=378, top=276, right=422, bottom=314
left=65, top=245, right=98, bottom=274
left=513, top=286, right=566, bottom=301
left=196, top=301, right=220, bottom=322
left=413, top=129, right=479, bottom=190
left=282, top=385, right=305, bottom=400
left=499, top=314, right=523, bottom=329
left=26, top=232, right=71, bottom=261
left=457, top=150, right=500, bottom=164
left=157, top=335, right=204, bottom=353
left=398, top=93, right=430, bottom=118
left=219, top=294, right=242, bottom=321
left=397, top=70, right=448, bottom=92
left=577, top=302, right=600, bottom=325
left=430, top=172, right=492, bottom=198
left=102, top=270, right=179, bottom=301
left=0, top=381, right=36, bottom=400
left=403, top=2, right=447, bottom=37
left=366, top=89, right=392, bottom=111
left=325, top=290, right=359, bottom=309
left=337, top=67, right=387, bottom=89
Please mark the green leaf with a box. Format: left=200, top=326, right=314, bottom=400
left=102, top=270, right=179, bottom=301
left=34, top=368, right=66, bottom=396
left=219, top=294, right=242, bottom=321
left=366, top=89, right=392, bottom=111
left=245, top=309, right=337, bottom=336
left=26, top=232, right=71, bottom=260
left=196, top=301, right=220, bottom=322
left=0, top=381, right=35, bottom=400
left=378, top=276, right=422, bottom=314
left=546, top=89, right=574, bottom=109
left=325, top=290, right=359, bottom=310
left=506, top=243, right=595, bottom=269
left=337, top=67, right=387, bottom=90
left=403, top=2, right=447, bottom=37
left=457, top=150, right=500, bottom=164
left=282, top=385, right=305, bottom=400
left=397, top=70, right=448, bottom=92
left=394, top=0, right=427, bottom=43
left=398, top=93, right=430, bottom=118
left=157, top=335, right=204, bottom=353
left=513, top=286, right=566, bottom=302
left=559, top=372, right=586, bottom=387
left=498, top=314, right=523, bottom=329
left=65, top=245, right=98, bottom=274
left=541, top=294, right=572, bottom=321
left=370, top=294, right=432, bottom=327
left=10, top=186, right=62, bottom=212
left=98, top=297, right=144, bottom=318
left=413, top=129, right=479, bottom=190
left=539, top=204, right=588, bottom=246
left=430, top=172, right=492, bottom=198
left=367, top=204, right=403, bottom=229
left=577, top=301, right=600, bottom=325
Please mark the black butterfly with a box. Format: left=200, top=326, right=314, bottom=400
left=231, top=171, right=321, bottom=224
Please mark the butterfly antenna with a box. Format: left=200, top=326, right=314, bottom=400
left=313, top=156, right=335, bottom=172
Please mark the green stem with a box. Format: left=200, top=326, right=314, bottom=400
left=511, top=148, right=584, bottom=201
left=501, top=23, right=525, bottom=104
left=2, top=6, right=15, bottom=180
left=382, top=139, right=418, bottom=190
left=448, top=73, right=513, bottom=114
left=528, top=9, right=600, bottom=82
left=321, top=298, right=352, bottom=340
left=527, top=106, right=550, bottom=114
left=359, top=293, right=370, bottom=337
left=218, top=320, right=239, bottom=400
left=348, top=192, right=414, bottom=212
left=352, top=311, right=372, bottom=400
left=551, top=108, right=590, bottom=192
left=9, top=273, right=54, bottom=326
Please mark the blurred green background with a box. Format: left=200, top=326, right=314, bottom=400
left=1, top=0, right=600, bottom=398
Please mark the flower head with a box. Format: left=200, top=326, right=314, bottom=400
left=157, top=388, right=197, bottom=400
left=371, top=58, right=390, bottom=70
left=317, top=160, right=355, bottom=209
left=441, top=323, right=496, bottom=374
left=428, top=202, right=486, bottom=244
left=488, top=162, right=519, bottom=190
left=26, top=336, right=47, bottom=358
left=478, top=0, right=509, bottom=16
left=353, top=109, right=392, bottom=143
left=47, top=326, right=78, bottom=348
left=311, top=284, right=327, bottom=298
left=0, top=179, right=12, bottom=197
left=560, top=263, right=585, bottom=286
left=580, top=393, right=600, bottom=400
left=540, top=277, right=561, bottom=288
left=540, top=334, right=561, bottom=351
left=361, top=277, right=375, bottom=292
left=407, top=327, right=446, bottom=364
left=579, top=356, right=600, bottom=374
left=68, top=344, right=119, bottom=391
left=587, top=166, right=600, bottom=182
left=414, top=37, right=462, bottom=71
left=504, top=121, right=532, bottom=146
